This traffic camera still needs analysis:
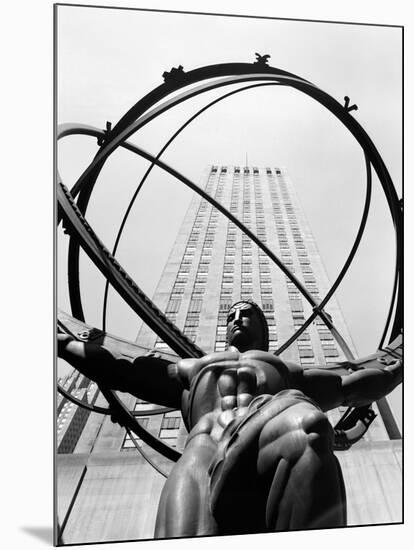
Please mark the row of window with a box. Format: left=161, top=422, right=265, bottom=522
left=122, top=409, right=184, bottom=450
left=210, top=166, right=282, bottom=175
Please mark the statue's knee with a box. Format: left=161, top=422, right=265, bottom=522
left=300, top=409, right=333, bottom=450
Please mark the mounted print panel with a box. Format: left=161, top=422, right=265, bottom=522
left=55, top=4, right=403, bottom=546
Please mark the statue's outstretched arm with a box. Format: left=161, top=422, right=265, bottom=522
left=340, top=358, right=402, bottom=408
left=57, top=334, right=183, bottom=408
left=297, top=356, right=402, bottom=412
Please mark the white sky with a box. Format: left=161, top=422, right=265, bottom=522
left=57, top=5, right=402, bottom=423
left=3, top=1, right=412, bottom=550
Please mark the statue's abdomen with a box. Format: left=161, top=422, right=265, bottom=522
left=187, top=353, right=290, bottom=436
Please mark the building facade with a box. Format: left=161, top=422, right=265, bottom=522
left=136, top=164, right=391, bottom=439
left=56, top=165, right=401, bottom=544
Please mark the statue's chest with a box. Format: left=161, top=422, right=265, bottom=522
left=189, top=361, right=285, bottom=423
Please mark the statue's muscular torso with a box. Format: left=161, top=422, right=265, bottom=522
left=155, top=347, right=347, bottom=537
left=171, top=348, right=301, bottom=442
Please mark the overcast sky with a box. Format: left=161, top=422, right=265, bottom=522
left=56, top=5, right=402, bottom=424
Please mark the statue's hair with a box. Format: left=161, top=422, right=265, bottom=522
left=227, top=299, right=269, bottom=351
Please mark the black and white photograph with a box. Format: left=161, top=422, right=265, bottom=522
left=5, top=1, right=410, bottom=549
left=54, top=3, right=404, bottom=547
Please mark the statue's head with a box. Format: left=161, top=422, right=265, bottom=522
left=226, top=300, right=269, bottom=352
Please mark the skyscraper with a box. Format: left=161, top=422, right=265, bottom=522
left=136, top=164, right=391, bottom=440
left=57, top=165, right=401, bottom=543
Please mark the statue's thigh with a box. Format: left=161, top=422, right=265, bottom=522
left=210, top=391, right=344, bottom=533
left=257, top=396, right=346, bottom=530
left=155, top=434, right=219, bottom=538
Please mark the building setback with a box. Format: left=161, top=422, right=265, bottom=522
left=57, top=165, right=401, bottom=544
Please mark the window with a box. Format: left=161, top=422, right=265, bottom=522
left=300, top=358, right=315, bottom=365
left=323, top=348, right=339, bottom=357
left=268, top=327, right=277, bottom=338
left=185, top=317, right=199, bottom=327
left=262, top=299, right=274, bottom=312
left=219, top=299, right=232, bottom=313
left=154, top=342, right=171, bottom=352
left=188, top=299, right=202, bottom=313
left=241, top=285, right=253, bottom=294
left=298, top=342, right=313, bottom=350
left=166, top=299, right=181, bottom=313
left=322, top=341, right=337, bottom=349
left=292, top=312, right=305, bottom=321
left=290, top=299, right=303, bottom=312
left=171, top=286, right=184, bottom=294
left=299, top=348, right=314, bottom=358
left=159, top=428, right=181, bottom=442
left=261, top=287, right=273, bottom=295
left=220, top=287, right=233, bottom=295
left=122, top=418, right=149, bottom=449
left=165, top=313, right=176, bottom=323
left=318, top=331, right=333, bottom=341
left=192, top=287, right=205, bottom=295
left=161, top=416, right=181, bottom=430
left=183, top=327, right=197, bottom=340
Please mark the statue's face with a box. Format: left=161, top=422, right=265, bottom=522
left=226, top=303, right=267, bottom=352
